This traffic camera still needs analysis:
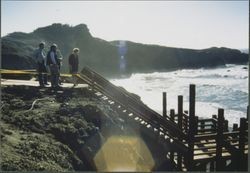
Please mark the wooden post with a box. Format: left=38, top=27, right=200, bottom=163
left=163, top=92, right=167, bottom=118
left=247, top=105, right=249, bottom=120
left=200, top=121, right=205, bottom=131
left=224, top=120, right=229, bottom=132
left=216, top=108, right=224, bottom=171
left=238, top=118, right=247, bottom=171
left=184, top=118, right=188, bottom=133
left=187, top=84, right=195, bottom=171
left=169, top=109, right=175, bottom=162
left=177, top=95, right=183, bottom=170
left=178, top=95, right=183, bottom=131
left=232, top=123, right=238, bottom=131
left=195, top=116, right=199, bottom=135
left=212, top=115, right=217, bottom=132
left=170, top=109, right=175, bottom=122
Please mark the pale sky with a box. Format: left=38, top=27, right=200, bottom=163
left=1, top=1, right=249, bottom=49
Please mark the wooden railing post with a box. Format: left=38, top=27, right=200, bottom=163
left=200, top=121, right=205, bottom=131
left=216, top=109, right=224, bottom=171
left=247, top=105, right=249, bottom=120
left=163, top=92, right=167, bottom=118
left=177, top=95, right=183, bottom=170
left=212, top=115, right=217, bottom=133
left=170, top=109, right=175, bottom=162
left=194, top=116, right=199, bottom=135
left=232, top=123, right=238, bottom=131
left=187, top=84, right=195, bottom=171
left=170, top=109, right=175, bottom=123
left=238, top=118, right=247, bottom=171
left=224, top=120, right=229, bottom=132
left=178, top=95, right=183, bottom=131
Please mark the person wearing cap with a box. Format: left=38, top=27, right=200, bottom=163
left=34, top=42, right=48, bottom=87
left=46, top=44, right=61, bottom=88
left=68, top=48, right=80, bottom=87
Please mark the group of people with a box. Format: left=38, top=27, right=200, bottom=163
left=34, top=42, right=79, bottom=88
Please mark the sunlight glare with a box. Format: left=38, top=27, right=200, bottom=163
left=94, top=135, right=155, bottom=172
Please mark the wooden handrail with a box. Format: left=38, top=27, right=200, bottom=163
left=80, top=67, right=188, bottom=141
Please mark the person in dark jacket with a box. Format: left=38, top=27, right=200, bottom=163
left=34, top=42, right=48, bottom=87
left=68, top=48, right=79, bottom=87
left=46, top=44, right=60, bottom=88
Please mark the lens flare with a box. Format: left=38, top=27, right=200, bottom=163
left=118, top=41, right=127, bottom=74
left=94, top=135, right=155, bottom=172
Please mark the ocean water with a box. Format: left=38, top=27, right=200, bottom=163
left=110, top=64, right=248, bottom=127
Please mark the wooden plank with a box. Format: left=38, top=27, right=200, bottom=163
left=197, top=123, right=215, bottom=127
left=194, top=149, right=233, bottom=160
left=197, top=118, right=217, bottom=122
left=194, top=131, right=240, bottom=141
left=195, top=148, right=230, bottom=155
left=194, top=153, right=231, bottom=163
left=197, top=129, right=217, bottom=133
left=194, top=145, right=216, bottom=151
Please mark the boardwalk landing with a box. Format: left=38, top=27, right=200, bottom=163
left=1, top=79, right=88, bottom=88
left=1, top=67, right=248, bottom=171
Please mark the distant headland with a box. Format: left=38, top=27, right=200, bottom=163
left=1, top=23, right=248, bottom=77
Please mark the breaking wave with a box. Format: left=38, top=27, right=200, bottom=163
left=111, top=64, right=248, bottom=126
